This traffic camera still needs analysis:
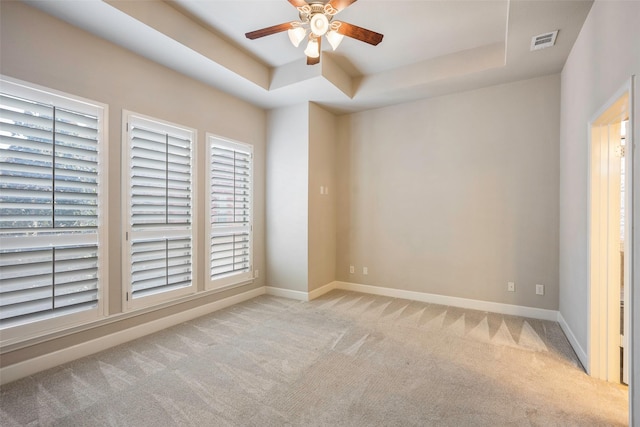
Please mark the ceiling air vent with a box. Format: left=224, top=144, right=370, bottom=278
left=530, top=30, right=558, bottom=51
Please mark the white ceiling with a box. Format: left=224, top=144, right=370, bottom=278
left=173, top=0, right=509, bottom=75
left=24, top=0, right=594, bottom=114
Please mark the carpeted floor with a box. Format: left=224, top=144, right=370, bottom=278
left=0, top=290, right=629, bottom=426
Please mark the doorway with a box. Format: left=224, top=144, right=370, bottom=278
left=589, top=85, right=632, bottom=385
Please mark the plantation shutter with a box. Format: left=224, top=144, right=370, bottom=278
left=127, top=116, right=193, bottom=301
left=209, top=137, right=252, bottom=286
left=0, top=90, right=102, bottom=329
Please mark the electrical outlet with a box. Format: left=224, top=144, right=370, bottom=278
left=320, top=186, right=324, bottom=195
left=349, top=265, right=354, bottom=274
left=507, top=281, right=515, bottom=292
left=536, top=284, right=544, bottom=295
left=363, top=267, right=368, bottom=275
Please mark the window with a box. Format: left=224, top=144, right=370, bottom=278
left=123, top=112, right=195, bottom=309
left=0, top=77, right=107, bottom=338
left=207, top=135, right=253, bottom=289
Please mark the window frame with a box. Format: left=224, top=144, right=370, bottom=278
left=0, top=76, right=108, bottom=344
left=206, top=134, right=254, bottom=290
left=121, top=111, right=197, bottom=311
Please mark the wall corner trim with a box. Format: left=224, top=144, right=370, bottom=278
left=0, top=286, right=266, bottom=386
left=265, top=281, right=338, bottom=302
left=265, top=286, right=311, bottom=301
left=557, top=311, right=588, bottom=371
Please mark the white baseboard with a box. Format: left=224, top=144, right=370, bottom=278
left=265, top=281, right=338, bottom=302
left=557, top=311, right=588, bottom=370
left=334, top=281, right=559, bottom=322
left=0, top=286, right=266, bottom=385
left=309, top=281, right=338, bottom=300
left=265, top=286, right=311, bottom=301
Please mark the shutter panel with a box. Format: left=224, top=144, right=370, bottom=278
left=0, top=242, right=99, bottom=329
left=130, top=127, right=192, bottom=227
left=53, top=107, right=99, bottom=229
left=127, top=116, right=193, bottom=302
left=209, top=139, right=252, bottom=284
left=210, top=232, right=250, bottom=279
left=130, top=236, right=192, bottom=299
left=131, top=126, right=172, bottom=227
left=0, top=88, right=102, bottom=330
left=0, top=94, right=54, bottom=229
left=167, top=135, right=192, bottom=225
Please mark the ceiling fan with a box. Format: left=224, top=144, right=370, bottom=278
left=245, top=0, right=383, bottom=65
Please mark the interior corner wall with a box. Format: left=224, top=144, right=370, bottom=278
left=266, top=104, right=310, bottom=292
left=558, top=0, right=640, bottom=366
left=336, top=74, right=561, bottom=310
left=308, top=103, right=338, bottom=292
left=0, top=1, right=266, bottom=367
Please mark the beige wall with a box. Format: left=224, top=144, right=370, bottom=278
left=559, top=0, right=640, bottom=417
left=266, top=104, right=309, bottom=292
left=308, top=103, right=337, bottom=292
left=266, top=102, right=338, bottom=293
left=0, top=2, right=266, bottom=365
left=337, top=74, right=561, bottom=310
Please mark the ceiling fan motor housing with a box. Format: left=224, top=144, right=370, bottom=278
left=299, top=2, right=337, bottom=26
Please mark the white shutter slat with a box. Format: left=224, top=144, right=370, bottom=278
left=132, top=146, right=165, bottom=163
left=0, top=286, right=53, bottom=309
left=131, top=155, right=165, bottom=171
left=0, top=162, right=53, bottom=182
left=1, top=92, right=54, bottom=121
left=0, top=274, right=52, bottom=293
left=132, top=268, right=167, bottom=285
left=54, top=290, right=99, bottom=309
left=0, top=134, right=53, bottom=156
left=55, top=278, right=98, bottom=295
left=0, top=248, right=52, bottom=281
left=0, top=107, right=53, bottom=132
left=55, top=109, right=98, bottom=137
left=0, top=299, right=54, bottom=321
left=54, top=133, right=98, bottom=155
left=0, top=124, right=53, bottom=148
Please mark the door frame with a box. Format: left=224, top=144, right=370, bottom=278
left=631, top=74, right=639, bottom=427
left=587, top=79, right=633, bottom=384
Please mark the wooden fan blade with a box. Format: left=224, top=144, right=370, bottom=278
left=245, top=22, right=293, bottom=40
left=307, top=37, right=321, bottom=65
left=336, top=22, right=383, bottom=46
left=287, top=0, right=308, bottom=7
left=329, top=0, right=358, bottom=12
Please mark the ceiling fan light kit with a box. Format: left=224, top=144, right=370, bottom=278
left=326, top=29, right=344, bottom=50
left=287, top=24, right=306, bottom=47
left=304, top=36, right=320, bottom=58
left=245, top=0, right=383, bottom=65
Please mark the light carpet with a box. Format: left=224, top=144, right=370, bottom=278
left=0, top=290, right=629, bottom=426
